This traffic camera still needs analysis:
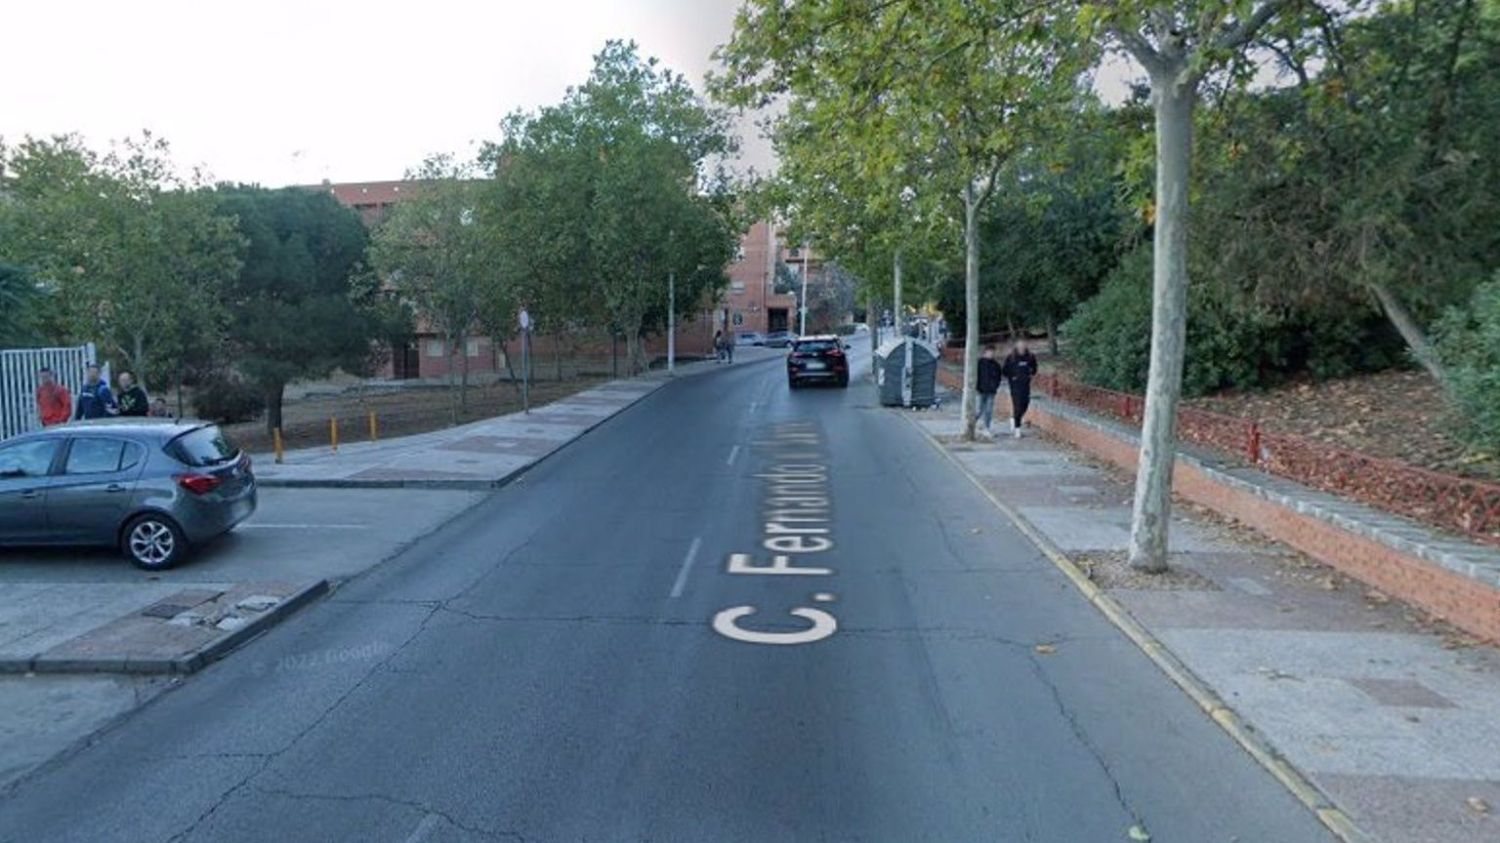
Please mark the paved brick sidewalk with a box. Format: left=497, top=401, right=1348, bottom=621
left=908, top=402, right=1500, bottom=843
left=255, top=349, right=782, bottom=488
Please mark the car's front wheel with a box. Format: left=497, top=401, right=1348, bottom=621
left=122, top=514, right=187, bottom=571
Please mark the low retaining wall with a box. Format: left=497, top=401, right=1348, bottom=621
left=935, top=367, right=1500, bottom=642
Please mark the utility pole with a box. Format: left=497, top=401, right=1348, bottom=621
left=798, top=241, right=810, bottom=335
left=667, top=269, right=676, bottom=375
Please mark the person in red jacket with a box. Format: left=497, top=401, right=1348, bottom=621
left=35, top=367, right=72, bottom=427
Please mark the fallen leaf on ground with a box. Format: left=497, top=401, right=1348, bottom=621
left=1467, top=797, right=1490, bottom=815
left=1034, top=644, right=1056, bottom=655
left=1127, top=825, right=1151, bottom=841
left=1364, top=589, right=1390, bottom=604
left=968, top=527, right=982, bottom=534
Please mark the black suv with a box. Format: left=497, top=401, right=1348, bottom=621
left=787, top=336, right=850, bottom=388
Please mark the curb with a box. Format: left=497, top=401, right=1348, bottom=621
left=899, top=410, right=1369, bottom=843
left=5, top=580, right=330, bottom=676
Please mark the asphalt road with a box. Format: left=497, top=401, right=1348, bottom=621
left=0, top=345, right=1333, bottom=842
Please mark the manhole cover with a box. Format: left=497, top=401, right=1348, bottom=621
left=141, top=602, right=192, bottom=619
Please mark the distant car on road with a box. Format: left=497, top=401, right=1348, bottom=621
left=787, top=335, right=850, bottom=389
left=735, top=331, right=765, bottom=347
left=764, top=330, right=797, bottom=348
left=0, top=419, right=257, bottom=570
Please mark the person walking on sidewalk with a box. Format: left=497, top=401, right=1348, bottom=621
left=974, top=345, right=1003, bottom=438
left=35, top=367, right=72, bottom=427
left=1002, top=339, right=1039, bottom=438
left=73, top=363, right=116, bottom=420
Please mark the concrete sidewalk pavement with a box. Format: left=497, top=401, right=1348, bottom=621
left=907, top=401, right=1500, bottom=843
left=254, top=348, right=784, bottom=489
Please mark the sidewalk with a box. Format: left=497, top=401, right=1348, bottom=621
left=907, top=400, right=1500, bottom=843
left=255, top=348, right=781, bottom=489
left=0, top=580, right=324, bottom=674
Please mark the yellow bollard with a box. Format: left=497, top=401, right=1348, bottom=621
left=330, top=417, right=339, bottom=453
left=273, top=427, right=284, bottom=464
left=368, top=410, right=378, bottom=442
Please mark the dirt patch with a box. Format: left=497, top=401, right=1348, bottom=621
left=1043, top=358, right=1497, bottom=483
left=1188, top=370, right=1497, bottom=482
left=1073, top=550, right=1220, bottom=591
left=224, top=376, right=605, bottom=454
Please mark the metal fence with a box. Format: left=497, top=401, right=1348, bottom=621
left=0, top=343, right=99, bottom=440
left=1038, top=374, right=1500, bottom=547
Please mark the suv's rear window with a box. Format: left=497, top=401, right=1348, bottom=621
left=169, top=426, right=239, bottom=467
left=795, top=340, right=838, bottom=353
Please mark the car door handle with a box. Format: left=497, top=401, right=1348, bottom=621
left=106, top=484, right=127, bottom=493
left=19, top=489, right=42, bottom=499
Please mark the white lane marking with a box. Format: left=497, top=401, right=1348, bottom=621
left=726, top=444, right=741, bottom=466
left=239, top=523, right=366, bottom=530
left=669, top=536, right=704, bottom=598
left=402, top=813, right=443, bottom=843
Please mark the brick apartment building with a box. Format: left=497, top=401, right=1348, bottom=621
left=313, top=180, right=812, bottom=379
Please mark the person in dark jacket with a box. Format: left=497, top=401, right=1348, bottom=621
left=115, top=371, right=149, bottom=417
left=73, top=364, right=116, bottom=420
left=974, top=345, right=1003, bottom=438
left=1002, top=340, right=1040, bottom=437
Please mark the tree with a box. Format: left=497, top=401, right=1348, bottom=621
left=489, top=41, right=736, bottom=375
left=0, top=263, right=41, bottom=346
left=714, top=0, right=1090, bottom=438
left=1190, top=0, right=1500, bottom=385
left=215, top=186, right=386, bottom=434
left=1069, top=1, right=1307, bottom=572
left=0, top=134, right=240, bottom=385
left=371, top=156, right=496, bottom=420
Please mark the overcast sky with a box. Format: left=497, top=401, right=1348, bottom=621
left=2, top=1, right=1140, bottom=188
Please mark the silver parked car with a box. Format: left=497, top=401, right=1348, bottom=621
left=0, top=419, right=257, bottom=570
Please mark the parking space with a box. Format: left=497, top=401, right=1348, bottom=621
left=0, top=487, right=485, bottom=585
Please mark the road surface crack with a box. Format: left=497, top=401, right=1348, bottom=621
left=1025, top=654, right=1142, bottom=828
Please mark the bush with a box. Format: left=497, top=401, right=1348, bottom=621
left=1435, top=278, right=1500, bottom=450
left=193, top=376, right=264, bottom=423
left=1061, top=247, right=1403, bottom=397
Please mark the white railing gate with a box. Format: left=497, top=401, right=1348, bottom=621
left=0, top=343, right=102, bottom=440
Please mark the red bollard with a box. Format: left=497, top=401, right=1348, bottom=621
left=1247, top=421, right=1261, bottom=465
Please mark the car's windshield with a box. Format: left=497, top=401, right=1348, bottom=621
left=169, top=426, right=238, bottom=467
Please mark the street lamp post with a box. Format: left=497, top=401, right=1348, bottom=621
left=667, top=269, right=676, bottom=375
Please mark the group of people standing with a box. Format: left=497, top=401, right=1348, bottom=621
left=973, top=340, right=1039, bottom=439
left=34, top=364, right=168, bottom=427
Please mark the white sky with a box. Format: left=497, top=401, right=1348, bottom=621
left=0, top=0, right=763, bottom=186
left=2, top=1, right=1142, bottom=188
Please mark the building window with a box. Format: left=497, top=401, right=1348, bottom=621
left=466, top=338, right=481, bottom=357
left=733, top=246, right=746, bottom=263
left=731, top=280, right=746, bottom=292
left=425, top=339, right=445, bottom=358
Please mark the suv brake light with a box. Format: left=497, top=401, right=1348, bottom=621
left=176, top=474, right=222, bottom=495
